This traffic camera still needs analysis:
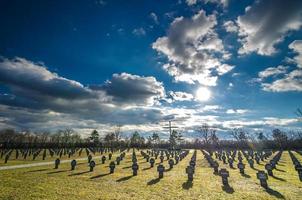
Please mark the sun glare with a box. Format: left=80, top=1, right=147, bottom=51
left=196, top=87, right=211, bottom=101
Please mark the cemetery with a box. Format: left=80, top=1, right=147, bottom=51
left=1, top=144, right=302, bottom=200
left=1, top=0, right=302, bottom=199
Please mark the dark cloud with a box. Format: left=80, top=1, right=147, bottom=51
left=91, top=72, right=165, bottom=106
left=0, top=57, right=169, bottom=131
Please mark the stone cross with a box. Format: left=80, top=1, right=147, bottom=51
left=157, top=164, right=165, bottom=179
left=168, top=159, right=174, bottom=169
left=228, top=158, right=233, bottom=168
left=89, top=160, right=96, bottom=172
left=109, top=161, right=115, bottom=173
left=132, top=163, right=139, bottom=176
left=237, top=162, right=245, bottom=174
left=175, top=156, right=179, bottom=164
left=219, top=168, right=229, bottom=186
left=116, top=156, right=121, bottom=165
left=160, top=155, right=164, bottom=163
left=54, top=158, right=60, bottom=169
left=257, top=170, right=268, bottom=189
left=248, top=159, right=254, bottom=168
left=101, top=155, right=106, bottom=164
left=265, top=163, right=273, bottom=176
left=71, top=159, right=77, bottom=170
left=149, top=158, right=155, bottom=167
left=186, top=165, right=194, bottom=182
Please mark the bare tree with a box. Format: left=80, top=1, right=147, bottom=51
left=196, top=124, right=211, bottom=146
left=196, top=124, right=218, bottom=148
left=296, top=108, right=302, bottom=122
left=230, top=128, right=247, bottom=141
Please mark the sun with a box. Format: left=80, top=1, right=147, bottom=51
left=196, top=87, right=211, bottom=101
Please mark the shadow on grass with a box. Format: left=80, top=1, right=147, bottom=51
left=241, top=173, right=251, bottom=178
left=27, top=168, right=49, bottom=173
left=142, top=167, right=152, bottom=171
left=47, top=170, right=69, bottom=174
left=275, top=168, right=286, bottom=172
left=147, top=177, right=161, bottom=185
left=266, top=188, right=285, bottom=199
left=122, top=166, right=132, bottom=169
left=222, top=185, right=234, bottom=194
left=90, top=173, right=110, bottom=179
left=116, top=175, right=133, bottom=182
left=272, top=175, right=286, bottom=182
left=69, top=171, right=90, bottom=176
left=165, top=168, right=172, bottom=172
left=251, top=167, right=260, bottom=171
left=182, top=181, right=193, bottom=190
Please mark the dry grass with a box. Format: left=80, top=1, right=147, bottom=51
left=0, top=150, right=301, bottom=200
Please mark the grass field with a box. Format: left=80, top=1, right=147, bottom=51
left=0, top=150, right=302, bottom=200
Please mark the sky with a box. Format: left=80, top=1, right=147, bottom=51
left=0, top=0, right=302, bottom=139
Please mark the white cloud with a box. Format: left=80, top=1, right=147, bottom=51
left=258, top=65, right=288, bottom=79
left=186, top=0, right=229, bottom=7
left=223, top=20, right=238, bottom=33
left=226, top=109, right=249, bottom=114
left=132, top=27, right=146, bottom=36
left=237, top=0, right=302, bottom=55
left=289, top=40, right=302, bottom=67
left=261, top=69, right=302, bottom=92
left=152, top=10, right=232, bottom=86
left=150, top=12, right=159, bottom=24
left=186, top=0, right=197, bottom=6
left=205, top=0, right=228, bottom=7
left=167, top=91, right=194, bottom=102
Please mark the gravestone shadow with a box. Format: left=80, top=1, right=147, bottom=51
left=142, top=167, right=152, bottom=171
left=90, top=173, right=110, bottom=179
left=69, top=171, right=90, bottom=176
left=122, top=166, right=132, bottom=169
left=266, top=188, right=285, bottom=199
left=165, top=168, right=172, bottom=172
left=47, top=170, right=69, bottom=174
left=241, top=173, right=251, bottom=178
left=116, top=175, right=133, bottom=182
left=275, top=168, right=286, bottom=172
left=147, top=178, right=161, bottom=185
left=222, top=185, right=234, bottom=194
left=272, top=175, right=286, bottom=182
left=27, top=168, right=49, bottom=173
left=182, top=181, right=193, bottom=190
left=251, top=167, right=260, bottom=171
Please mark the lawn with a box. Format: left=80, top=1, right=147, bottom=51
left=0, top=150, right=301, bottom=200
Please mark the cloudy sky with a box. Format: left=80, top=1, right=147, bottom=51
left=0, top=0, right=301, bottom=139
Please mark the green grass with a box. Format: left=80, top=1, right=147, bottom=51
left=0, top=150, right=301, bottom=200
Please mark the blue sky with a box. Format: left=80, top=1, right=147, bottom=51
left=0, top=0, right=301, bottom=139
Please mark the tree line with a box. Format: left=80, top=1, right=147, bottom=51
left=0, top=124, right=301, bottom=150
